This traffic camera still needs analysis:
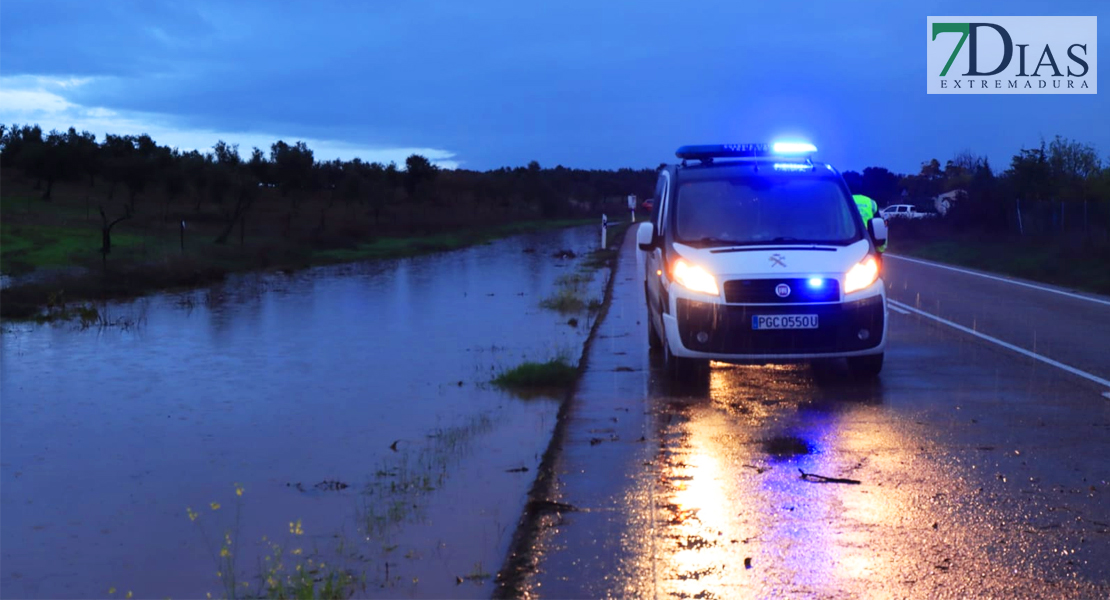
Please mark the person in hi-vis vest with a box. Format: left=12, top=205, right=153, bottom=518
left=852, top=194, right=886, bottom=253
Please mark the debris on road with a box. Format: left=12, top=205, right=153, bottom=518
left=798, top=468, right=862, bottom=485
left=287, top=480, right=350, bottom=492
left=527, top=499, right=578, bottom=514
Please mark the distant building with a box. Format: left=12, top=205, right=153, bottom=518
left=934, top=189, right=967, bottom=216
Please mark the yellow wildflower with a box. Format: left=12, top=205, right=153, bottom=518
left=234, top=483, right=244, bottom=497
left=220, top=547, right=230, bottom=558
left=126, top=592, right=133, bottom=599
left=209, top=502, right=221, bottom=511
left=109, top=588, right=116, bottom=595
left=288, top=519, right=303, bottom=535
left=292, top=548, right=302, bottom=555
left=186, top=508, right=198, bottom=522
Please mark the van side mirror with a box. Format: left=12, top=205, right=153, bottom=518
left=637, top=222, right=655, bottom=251
left=870, top=217, right=888, bottom=246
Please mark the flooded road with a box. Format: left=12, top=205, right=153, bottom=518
left=1, top=225, right=606, bottom=598
left=507, top=231, right=1110, bottom=599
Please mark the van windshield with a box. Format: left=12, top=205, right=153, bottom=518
left=674, top=176, right=861, bottom=247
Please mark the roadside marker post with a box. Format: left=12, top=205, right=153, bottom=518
left=180, top=220, right=186, bottom=254
left=601, top=214, right=608, bottom=248
left=628, top=194, right=637, bottom=223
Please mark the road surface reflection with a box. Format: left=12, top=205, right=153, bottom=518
left=640, top=361, right=1098, bottom=599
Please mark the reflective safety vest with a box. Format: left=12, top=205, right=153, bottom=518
left=853, top=194, right=876, bottom=223
left=852, top=194, right=886, bottom=252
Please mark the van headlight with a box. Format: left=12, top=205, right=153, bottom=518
left=844, top=255, right=880, bottom=294
left=672, top=258, right=719, bottom=296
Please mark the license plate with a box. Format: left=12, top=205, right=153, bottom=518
left=752, top=315, right=818, bottom=330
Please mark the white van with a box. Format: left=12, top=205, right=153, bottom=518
left=638, top=143, right=888, bottom=380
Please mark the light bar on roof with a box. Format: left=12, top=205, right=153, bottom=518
left=771, top=141, right=818, bottom=154
left=676, top=142, right=818, bottom=161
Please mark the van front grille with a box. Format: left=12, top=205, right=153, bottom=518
left=722, top=278, right=839, bottom=303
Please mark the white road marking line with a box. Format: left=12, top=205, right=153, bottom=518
left=886, top=254, right=1110, bottom=307
left=888, top=304, right=910, bottom=315
left=888, top=299, right=1110, bottom=391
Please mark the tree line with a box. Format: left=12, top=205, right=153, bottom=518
left=842, top=136, right=1109, bottom=238
left=0, top=124, right=656, bottom=245
left=3, top=124, right=1106, bottom=244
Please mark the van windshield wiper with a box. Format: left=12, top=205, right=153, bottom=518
left=767, top=237, right=842, bottom=245
left=688, top=237, right=750, bottom=247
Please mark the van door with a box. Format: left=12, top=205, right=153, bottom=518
left=645, top=171, right=670, bottom=323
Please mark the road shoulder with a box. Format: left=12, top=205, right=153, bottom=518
left=494, top=227, right=656, bottom=599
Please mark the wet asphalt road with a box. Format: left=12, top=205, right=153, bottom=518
left=883, top=254, right=1110, bottom=384
left=503, top=233, right=1110, bottom=599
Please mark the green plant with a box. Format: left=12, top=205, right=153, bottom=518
left=492, top=357, right=578, bottom=390
left=186, top=485, right=355, bottom=599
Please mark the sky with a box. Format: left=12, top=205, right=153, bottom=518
left=1, top=1, right=1106, bottom=173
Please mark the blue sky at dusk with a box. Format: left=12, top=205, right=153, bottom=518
left=1, top=1, right=1106, bottom=173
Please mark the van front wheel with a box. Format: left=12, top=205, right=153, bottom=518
left=847, top=353, right=884, bottom=378
left=647, top=317, right=662, bottom=351
left=664, top=337, right=708, bottom=383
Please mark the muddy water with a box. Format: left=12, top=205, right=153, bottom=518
left=0, top=225, right=606, bottom=598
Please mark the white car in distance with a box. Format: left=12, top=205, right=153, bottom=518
left=879, top=204, right=932, bottom=220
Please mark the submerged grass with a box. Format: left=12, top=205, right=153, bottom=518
left=537, top=220, right=628, bottom=315
left=492, top=358, right=578, bottom=390
left=359, top=414, right=494, bottom=540
left=540, top=268, right=596, bottom=314
left=306, top=218, right=593, bottom=263
left=539, top=287, right=587, bottom=313
left=184, top=485, right=356, bottom=600
left=1, top=218, right=595, bottom=321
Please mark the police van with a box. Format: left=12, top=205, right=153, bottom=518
left=638, top=142, right=888, bottom=380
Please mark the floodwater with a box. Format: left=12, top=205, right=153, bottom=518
left=1, top=225, right=606, bottom=598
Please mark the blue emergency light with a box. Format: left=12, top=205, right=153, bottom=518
left=675, top=141, right=818, bottom=161
left=772, top=142, right=818, bottom=154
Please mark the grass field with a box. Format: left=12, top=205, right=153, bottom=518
left=889, top=229, right=1110, bottom=296
left=0, top=169, right=618, bottom=319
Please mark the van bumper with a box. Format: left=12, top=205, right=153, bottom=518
left=663, top=293, right=886, bottom=361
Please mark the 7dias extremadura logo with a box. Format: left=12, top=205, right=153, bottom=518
left=927, top=16, right=1096, bottom=94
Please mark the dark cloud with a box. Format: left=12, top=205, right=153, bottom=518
left=2, top=0, right=1107, bottom=171
left=1, top=0, right=217, bottom=76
